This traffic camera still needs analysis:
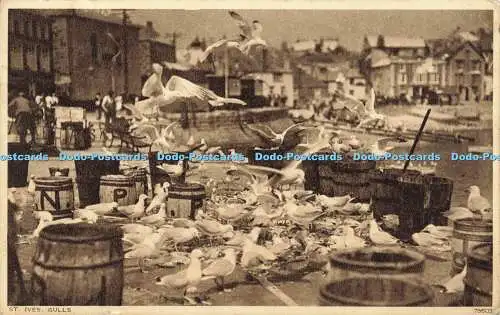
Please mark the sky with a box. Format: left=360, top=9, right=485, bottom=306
left=128, top=10, right=493, bottom=52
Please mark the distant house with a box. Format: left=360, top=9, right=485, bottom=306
left=443, top=41, right=486, bottom=102
left=47, top=9, right=143, bottom=101
left=293, top=67, right=329, bottom=103
left=478, top=29, right=493, bottom=100
left=344, top=67, right=367, bottom=102
left=360, top=35, right=447, bottom=101
left=8, top=9, right=55, bottom=97
left=291, top=40, right=316, bottom=54
left=138, top=21, right=176, bottom=85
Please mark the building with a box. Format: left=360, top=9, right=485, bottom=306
left=8, top=9, right=54, bottom=98
left=49, top=9, right=143, bottom=102
left=478, top=29, right=493, bottom=100
left=293, top=67, right=329, bottom=103
left=343, top=67, right=367, bottom=102
left=444, top=41, right=486, bottom=102
left=138, top=21, right=176, bottom=85
left=360, top=35, right=448, bottom=100
left=247, top=68, right=294, bottom=107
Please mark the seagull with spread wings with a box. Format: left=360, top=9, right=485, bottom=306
left=198, top=11, right=267, bottom=64
left=131, top=63, right=247, bottom=119
left=243, top=122, right=308, bottom=150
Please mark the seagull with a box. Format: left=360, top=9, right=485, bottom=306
left=228, top=11, right=268, bottom=54
left=434, top=265, right=467, bottom=293
left=73, top=209, right=99, bottom=224
left=201, top=248, right=237, bottom=292
left=159, top=227, right=200, bottom=252
left=139, top=204, right=167, bottom=227
left=316, top=194, right=355, bottom=208
left=346, top=135, right=361, bottom=149
left=466, top=185, right=492, bottom=220
left=353, top=88, right=387, bottom=129
left=243, top=122, right=307, bottom=149
left=121, top=223, right=154, bottom=235
left=199, top=38, right=242, bottom=63
left=134, top=64, right=246, bottom=119
left=198, top=138, right=225, bottom=156
left=116, top=194, right=148, bottom=220
left=155, top=249, right=204, bottom=305
left=195, top=219, right=234, bottom=245
left=27, top=175, right=36, bottom=195
left=157, top=161, right=184, bottom=178
left=145, top=182, right=170, bottom=214
left=369, top=136, right=406, bottom=156
left=125, top=232, right=165, bottom=273
left=368, top=219, right=398, bottom=245
left=441, top=207, right=473, bottom=222
left=240, top=238, right=277, bottom=269
left=84, top=202, right=119, bottom=216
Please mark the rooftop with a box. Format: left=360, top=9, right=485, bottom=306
left=366, top=35, right=426, bottom=48
left=34, top=9, right=142, bottom=28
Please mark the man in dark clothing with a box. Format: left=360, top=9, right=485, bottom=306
left=8, top=92, right=37, bottom=145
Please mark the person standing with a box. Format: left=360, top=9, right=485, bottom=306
left=8, top=91, right=37, bottom=145
left=101, top=90, right=116, bottom=125
left=94, top=93, right=102, bottom=120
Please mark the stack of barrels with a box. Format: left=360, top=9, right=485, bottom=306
left=319, top=247, right=434, bottom=306
left=75, top=161, right=121, bottom=207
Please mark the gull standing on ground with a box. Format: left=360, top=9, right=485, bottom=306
left=201, top=248, right=238, bottom=292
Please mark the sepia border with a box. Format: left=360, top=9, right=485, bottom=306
left=0, top=0, right=498, bottom=314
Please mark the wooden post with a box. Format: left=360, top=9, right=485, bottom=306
left=403, top=109, right=431, bottom=172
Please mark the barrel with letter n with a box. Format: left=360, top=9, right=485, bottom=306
left=31, top=224, right=124, bottom=305
left=99, top=175, right=137, bottom=206
left=34, top=176, right=75, bottom=220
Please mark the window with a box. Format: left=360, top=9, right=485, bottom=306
left=13, top=20, right=19, bottom=34
left=349, top=90, right=354, bottom=95
left=273, top=73, right=283, bottom=83
left=90, top=33, right=98, bottom=64
left=24, top=21, right=30, bottom=37
left=32, top=21, right=37, bottom=39
left=455, top=60, right=464, bottom=73
left=415, top=73, right=425, bottom=84
left=40, top=23, right=45, bottom=40
left=398, top=66, right=407, bottom=85
left=429, top=73, right=439, bottom=84
left=349, top=78, right=354, bottom=85
left=471, top=61, right=481, bottom=72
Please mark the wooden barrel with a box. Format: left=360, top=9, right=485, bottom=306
left=49, top=167, right=70, bottom=177
left=463, top=244, right=492, bottom=306
left=127, top=168, right=148, bottom=198
left=369, top=169, right=420, bottom=220
left=75, top=160, right=120, bottom=207
left=397, top=174, right=432, bottom=241
left=167, top=182, right=206, bottom=219
left=427, top=175, right=454, bottom=226
left=318, top=276, right=434, bottom=306
left=34, top=176, right=74, bottom=220
left=450, top=218, right=492, bottom=276
left=99, top=175, right=137, bottom=206
left=317, top=156, right=376, bottom=202
left=31, top=224, right=124, bottom=305
left=328, top=247, right=425, bottom=281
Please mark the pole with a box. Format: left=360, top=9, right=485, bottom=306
left=111, top=66, right=116, bottom=93
left=122, top=9, right=129, bottom=96
left=403, top=109, right=431, bottom=172
left=224, top=47, right=229, bottom=98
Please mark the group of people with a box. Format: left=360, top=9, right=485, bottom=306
left=8, top=91, right=59, bottom=145
left=93, top=91, right=141, bottom=125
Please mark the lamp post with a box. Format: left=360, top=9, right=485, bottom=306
left=106, top=33, right=122, bottom=94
